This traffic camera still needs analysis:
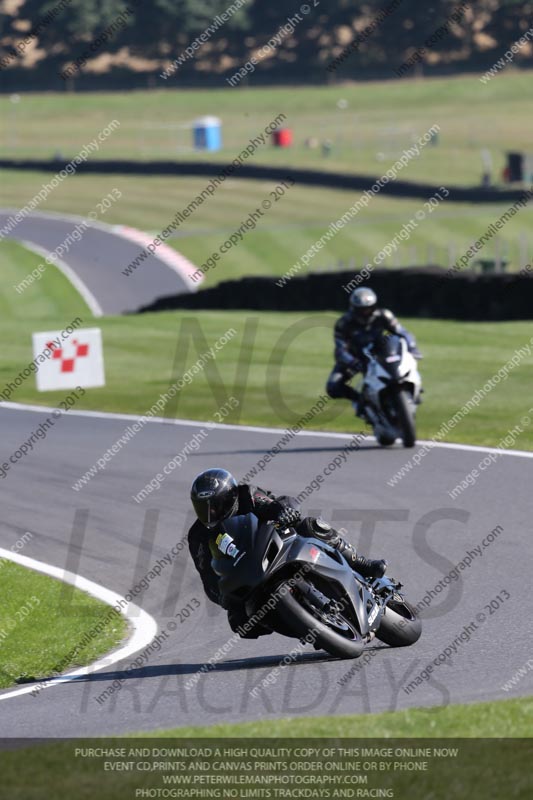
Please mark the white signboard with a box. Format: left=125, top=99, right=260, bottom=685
left=32, top=327, right=105, bottom=391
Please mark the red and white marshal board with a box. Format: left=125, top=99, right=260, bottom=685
left=32, top=327, right=105, bottom=391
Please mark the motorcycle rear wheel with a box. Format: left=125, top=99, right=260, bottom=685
left=276, top=582, right=364, bottom=659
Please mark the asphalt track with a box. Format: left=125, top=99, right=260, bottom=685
left=0, top=402, right=531, bottom=737
left=0, top=210, right=197, bottom=315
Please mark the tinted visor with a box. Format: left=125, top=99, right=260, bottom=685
left=192, top=489, right=237, bottom=529
left=353, top=306, right=375, bottom=323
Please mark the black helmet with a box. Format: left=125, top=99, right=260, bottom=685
left=349, top=286, right=377, bottom=324
left=190, top=468, right=238, bottom=529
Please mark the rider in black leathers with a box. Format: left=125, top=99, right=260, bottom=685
left=327, top=287, right=420, bottom=415
left=188, top=468, right=387, bottom=638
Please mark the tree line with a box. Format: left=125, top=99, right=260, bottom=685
left=1, top=0, right=532, bottom=83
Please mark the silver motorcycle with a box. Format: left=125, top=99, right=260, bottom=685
left=358, top=334, right=422, bottom=448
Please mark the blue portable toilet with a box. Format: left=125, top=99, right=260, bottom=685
left=193, top=116, right=222, bottom=151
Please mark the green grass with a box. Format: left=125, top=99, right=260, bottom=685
left=0, top=700, right=530, bottom=799
left=0, top=239, right=90, bottom=320
left=0, top=559, right=128, bottom=689
left=139, top=696, right=533, bottom=737
left=4, top=73, right=533, bottom=292
left=3, top=170, right=533, bottom=287
left=1, top=242, right=532, bottom=449
left=3, top=72, right=533, bottom=287
left=1, top=72, right=532, bottom=187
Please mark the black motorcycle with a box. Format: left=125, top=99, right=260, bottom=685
left=214, top=513, right=421, bottom=659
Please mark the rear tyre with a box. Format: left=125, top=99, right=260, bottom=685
left=375, top=599, right=421, bottom=647
left=276, top=583, right=364, bottom=659
left=394, top=389, right=416, bottom=448
left=377, top=434, right=395, bottom=446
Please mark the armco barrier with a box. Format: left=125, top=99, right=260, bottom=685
left=138, top=267, right=533, bottom=320
left=0, top=158, right=527, bottom=203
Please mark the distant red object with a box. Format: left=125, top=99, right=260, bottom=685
left=272, top=127, right=293, bottom=147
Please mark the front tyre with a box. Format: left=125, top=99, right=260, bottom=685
left=375, top=599, right=421, bottom=647
left=394, top=389, right=416, bottom=448
left=276, top=583, right=364, bottom=659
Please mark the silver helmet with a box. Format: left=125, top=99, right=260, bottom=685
left=349, top=286, right=377, bottom=324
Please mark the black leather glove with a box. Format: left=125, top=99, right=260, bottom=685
left=344, top=357, right=360, bottom=376
left=274, top=507, right=301, bottom=530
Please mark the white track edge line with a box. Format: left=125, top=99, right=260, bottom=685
left=0, top=548, right=158, bottom=702
left=3, top=209, right=197, bottom=295
left=20, top=240, right=103, bottom=318
left=1, top=400, right=533, bottom=459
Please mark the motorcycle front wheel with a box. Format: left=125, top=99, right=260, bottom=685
left=393, top=388, right=416, bottom=448
left=377, top=434, right=395, bottom=446
left=375, top=599, right=421, bottom=647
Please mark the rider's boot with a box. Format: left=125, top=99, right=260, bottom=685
left=350, top=389, right=367, bottom=420
left=336, top=538, right=387, bottom=579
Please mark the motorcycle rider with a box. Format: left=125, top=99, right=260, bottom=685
left=326, top=286, right=421, bottom=416
left=189, top=468, right=387, bottom=638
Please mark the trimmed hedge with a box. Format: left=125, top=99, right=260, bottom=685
left=0, top=158, right=527, bottom=204
left=139, top=267, right=533, bottom=320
